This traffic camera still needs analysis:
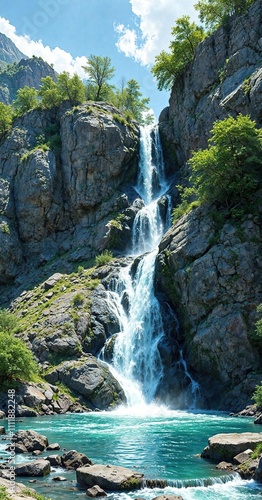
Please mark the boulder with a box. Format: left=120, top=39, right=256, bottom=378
left=14, top=430, right=48, bottom=451
left=52, top=476, right=67, bottom=481
left=46, top=443, right=60, bottom=451
left=76, top=464, right=144, bottom=491
left=61, top=450, right=92, bottom=470
left=46, top=454, right=62, bottom=467
left=15, top=459, right=50, bottom=477
left=233, top=449, right=253, bottom=465
left=201, top=433, right=262, bottom=461
left=86, top=485, right=107, bottom=497
left=46, top=355, right=126, bottom=410
left=0, top=427, right=5, bottom=435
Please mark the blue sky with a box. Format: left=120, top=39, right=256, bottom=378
left=0, top=0, right=197, bottom=118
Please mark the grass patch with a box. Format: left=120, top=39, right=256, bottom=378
left=95, top=250, right=113, bottom=267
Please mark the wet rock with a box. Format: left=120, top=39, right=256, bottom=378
left=46, top=443, right=60, bottom=451
left=46, top=455, right=62, bottom=467
left=86, top=485, right=107, bottom=497
left=0, top=427, right=5, bottom=435
left=76, top=464, right=144, bottom=491
left=14, top=430, right=48, bottom=452
left=52, top=476, right=67, bottom=481
left=15, top=459, right=50, bottom=477
left=61, top=450, right=92, bottom=470
left=255, top=414, right=262, bottom=425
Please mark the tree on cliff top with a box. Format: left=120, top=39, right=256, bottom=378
left=151, top=16, right=205, bottom=90
left=83, top=55, right=115, bottom=101
left=194, top=0, right=256, bottom=31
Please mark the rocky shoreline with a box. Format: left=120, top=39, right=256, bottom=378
left=0, top=429, right=261, bottom=499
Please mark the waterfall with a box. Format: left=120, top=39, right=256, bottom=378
left=103, top=125, right=198, bottom=408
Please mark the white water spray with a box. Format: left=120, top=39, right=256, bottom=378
left=104, top=125, right=198, bottom=408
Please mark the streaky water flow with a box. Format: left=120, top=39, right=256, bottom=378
left=103, top=124, right=198, bottom=408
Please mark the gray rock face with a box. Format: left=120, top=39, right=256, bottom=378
left=159, top=0, right=262, bottom=168
left=0, top=102, right=139, bottom=284
left=76, top=464, right=144, bottom=491
left=156, top=206, right=262, bottom=410
left=45, top=355, right=126, bottom=410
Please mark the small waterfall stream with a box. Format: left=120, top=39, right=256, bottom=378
left=103, top=125, right=198, bottom=408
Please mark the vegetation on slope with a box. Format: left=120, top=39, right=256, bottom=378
left=152, top=0, right=256, bottom=90
left=172, top=114, right=262, bottom=222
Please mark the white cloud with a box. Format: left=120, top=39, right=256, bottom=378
left=0, top=16, right=87, bottom=77
left=115, top=0, right=197, bottom=66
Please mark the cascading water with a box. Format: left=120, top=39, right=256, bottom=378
left=103, top=124, right=198, bottom=408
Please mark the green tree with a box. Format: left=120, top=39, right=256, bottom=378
left=115, top=79, right=152, bottom=123
left=13, top=86, right=38, bottom=115
left=194, top=0, right=255, bottom=31
left=56, top=72, right=86, bottom=102
left=38, top=76, right=63, bottom=108
left=83, top=55, right=115, bottom=101
left=152, top=16, right=205, bottom=90
left=0, top=103, right=13, bottom=135
left=187, top=114, right=262, bottom=208
left=0, top=310, right=38, bottom=385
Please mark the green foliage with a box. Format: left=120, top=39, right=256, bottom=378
left=0, top=309, right=17, bottom=333
left=194, top=0, right=255, bottom=32
left=71, top=292, right=85, bottom=308
left=0, top=309, right=38, bottom=385
left=251, top=443, right=262, bottom=459
left=56, top=71, right=86, bottom=102
left=172, top=199, right=200, bottom=222
left=113, top=78, right=153, bottom=124
left=0, top=102, right=13, bottom=135
left=152, top=16, right=206, bottom=90
left=252, top=384, right=262, bottom=407
left=83, top=55, right=115, bottom=101
left=1, top=221, right=10, bottom=234
left=38, top=76, right=63, bottom=108
left=174, top=115, right=262, bottom=221
left=21, top=488, right=52, bottom=500
left=95, top=249, right=113, bottom=267
left=0, top=486, right=11, bottom=500
left=254, top=304, right=262, bottom=339
left=13, top=86, right=38, bottom=115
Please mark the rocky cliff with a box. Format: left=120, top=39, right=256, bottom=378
left=0, top=32, right=27, bottom=68
left=0, top=102, right=139, bottom=291
left=155, top=0, right=262, bottom=411
left=155, top=206, right=262, bottom=411
left=0, top=56, right=57, bottom=105
left=159, top=0, right=262, bottom=169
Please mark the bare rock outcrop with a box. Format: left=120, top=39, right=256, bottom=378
left=155, top=206, right=262, bottom=410
left=45, top=355, right=126, bottom=410
left=0, top=102, right=139, bottom=285
left=159, top=0, right=262, bottom=169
